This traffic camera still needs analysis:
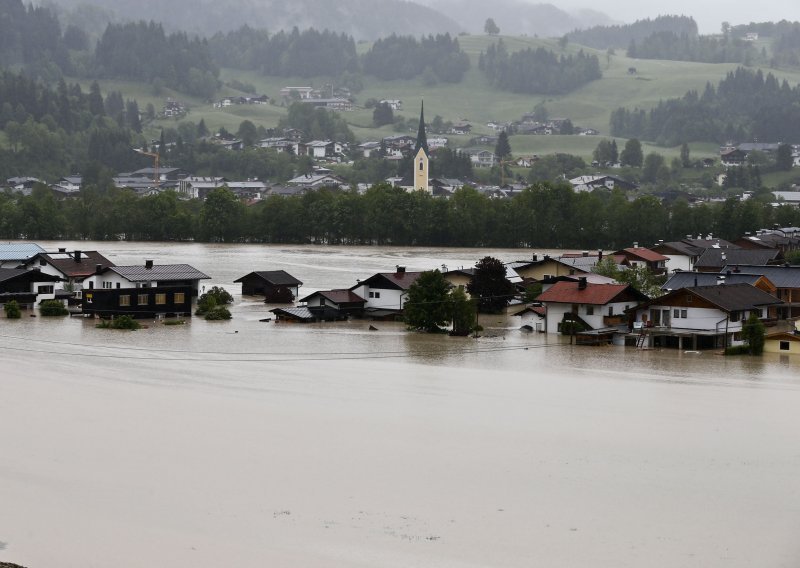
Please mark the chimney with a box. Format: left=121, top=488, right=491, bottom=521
left=717, top=276, right=726, bottom=286
left=543, top=254, right=550, bottom=260
left=73, top=250, right=81, bottom=262
left=633, top=241, right=639, bottom=249
left=95, top=264, right=102, bottom=274
left=578, top=277, right=587, bottom=290
left=396, top=265, right=405, bottom=274
left=532, top=254, right=538, bottom=262
left=145, top=259, right=154, bottom=269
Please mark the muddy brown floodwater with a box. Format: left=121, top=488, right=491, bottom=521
left=1, top=241, right=799, bottom=567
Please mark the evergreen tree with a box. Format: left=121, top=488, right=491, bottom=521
left=620, top=138, right=643, bottom=167
left=680, top=142, right=691, bottom=168
left=404, top=269, right=452, bottom=332
left=467, top=256, right=515, bottom=313
left=494, top=131, right=512, bottom=159
left=776, top=143, right=794, bottom=171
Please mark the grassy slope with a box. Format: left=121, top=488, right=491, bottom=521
left=76, top=34, right=800, bottom=160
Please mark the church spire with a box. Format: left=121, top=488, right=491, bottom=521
left=414, top=101, right=428, bottom=156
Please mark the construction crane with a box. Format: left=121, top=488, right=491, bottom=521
left=134, top=149, right=160, bottom=188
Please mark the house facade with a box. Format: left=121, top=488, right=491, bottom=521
left=235, top=270, right=303, bottom=298
left=349, top=268, right=422, bottom=313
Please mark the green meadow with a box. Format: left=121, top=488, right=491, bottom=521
left=77, top=34, right=800, bottom=159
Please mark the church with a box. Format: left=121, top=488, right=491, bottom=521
left=396, top=102, right=431, bottom=193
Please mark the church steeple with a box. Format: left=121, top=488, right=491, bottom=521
left=413, top=101, right=430, bottom=192
left=414, top=101, right=429, bottom=157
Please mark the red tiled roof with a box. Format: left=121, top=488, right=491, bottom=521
left=300, top=289, right=365, bottom=304
left=619, top=248, right=669, bottom=262
left=536, top=280, right=631, bottom=305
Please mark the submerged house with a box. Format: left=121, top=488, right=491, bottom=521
left=299, top=289, right=366, bottom=316
left=349, top=267, right=422, bottom=318
left=631, top=283, right=781, bottom=350
left=235, top=270, right=303, bottom=298
left=24, top=249, right=114, bottom=293
left=0, top=268, right=62, bottom=307
left=81, top=260, right=210, bottom=318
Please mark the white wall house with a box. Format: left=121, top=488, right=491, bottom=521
left=24, top=250, right=114, bottom=292
left=83, top=261, right=210, bottom=295
left=349, top=269, right=422, bottom=311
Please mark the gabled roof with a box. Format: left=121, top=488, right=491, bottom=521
left=234, top=270, right=302, bottom=286
left=616, top=247, right=668, bottom=263
left=353, top=271, right=423, bottom=291
left=662, top=271, right=766, bottom=290
left=106, top=264, right=210, bottom=282
left=0, top=268, right=61, bottom=283
left=536, top=281, right=646, bottom=305
left=641, top=283, right=781, bottom=313
left=28, top=251, right=114, bottom=278
left=652, top=241, right=703, bottom=257
left=694, top=248, right=781, bottom=269
left=681, top=237, right=739, bottom=250
left=299, top=289, right=365, bottom=304
left=720, top=265, right=800, bottom=288
left=0, top=243, right=45, bottom=261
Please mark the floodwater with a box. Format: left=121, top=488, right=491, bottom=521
left=1, top=242, right=799, bottom=567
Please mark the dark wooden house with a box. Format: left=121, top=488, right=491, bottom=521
left=0, top=268, right=62, bottom=307
left=82, top=286, right=194, bottom=319
left=235, top=270, right=303, bottom=298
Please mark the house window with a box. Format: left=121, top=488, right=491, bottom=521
left=319, top=298, right=325, bottom=306
left=374, top=291, right=380, bottom=298
left=730, top=311, right=741, bottom=322
left=673, top=309, right=680, bottom=319
left=103, top=281, right=112, bottom=289
left=37, top=285, right=53, bottom=294
left=780, top=341, right=791, bottom=351
left=174, top=292, right=185, bottom=304
left=369, top=292, right=374, bottom=298
left=88, top=281, right=94, bottom=289
left=155, top=293, right=166, bottom=305
left=686, top=295, right=692, bottom=303
left=681, top=309, right=687, bottom=318
left=733, top=332, right=743, bottom=341
left=116, top=283, right=121, bottom=289
left=586, top=305, right=594, bottom=316
left=137, top=294, right=148, bottom=305
left=752, top=309, right=763, bottom=318
left=119, top=295, right=131, bottom=307
left=608, top=307, right=613, bottom=316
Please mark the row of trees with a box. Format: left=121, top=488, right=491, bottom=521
left=566, top=15, right=698, bottom=50
left=479, top=41, right=601, bottom=95
left=362, top=34, right=470, bottom=83
left=6, top=182, right=800, bottom=248
left=610, top=67, right=800, bottom=145
left=627, top=32, right=757, bottom=64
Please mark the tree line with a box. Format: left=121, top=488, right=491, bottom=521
left=5, top=182, right=800, bottom=248
left=566, top=15, right=698, bottom=50
left=610, top=67, right=800, bottom=145
left=627, top=31, right=757, bottom=64
left=478, top=40, right=601, bottom=95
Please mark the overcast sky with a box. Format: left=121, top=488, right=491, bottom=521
left=558, top=0, right=798, bottom=33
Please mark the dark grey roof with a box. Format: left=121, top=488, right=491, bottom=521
left=0, top=268, right=61, bottom=284
left=694, top=248, right=780, bottom=269
left=234, top=270, right=302, bottom=286
left=109, top=264, right=210, bottom=282
left=689, top=283, right=782, bottom=312
left=653, top=241, right=703, bottom=257
left=269, top=306, right=314, bottom=320
left=682, top=238, right=739, bottom=250
left=720, top=265, right=800, bottom=288
left=662, top=271, right=764, bottom=290
left=0, top=243, right=45, bottom=261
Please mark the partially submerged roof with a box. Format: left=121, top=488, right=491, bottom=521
left=107, top=264, right=210, bottom=282
left=234, top=270, right=303, bottom=286
left=300, top=289, right=365, bottom=304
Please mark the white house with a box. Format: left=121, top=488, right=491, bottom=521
left=83, top=260, right=210, bottom=296
left=536, top=279, right=649, bottom=334
left=349, top=267, right=422, bottom=313
left=24, top=249, right=114, bottom=292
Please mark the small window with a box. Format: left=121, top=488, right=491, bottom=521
left=103, top=281, right=112, bottom=289
left=419, top=160, right=424, bottom=171
left=586, top=305, right=594, bottom=316
left=374, top=292, right=381, bottom=299
left=37, top=285, right=53, bottom=294
left=119, top=295, right=130, bottom=307
left=686, top=295, right=692, bottom=303
left=88, top=281, right=94, bottom=289
left=608, top=306, right=613, bottom=317
left=681, top=309, right=688, bottom=318
left=39, top=259, right=46, bottom=266
left=137, top=294, right=148, bottom=305
left=116, top=283, right=121, bottom=289
left=319, top=297, right=325, bottom=306
left=369, top=292, right=375, bottom=298
left=780, top=341, right=791, bottom=351
left=730, top=311, right=741, bottom=322
left=155, top=293, right=166, bottom=305
left=673, top=309, right=680, bottom=319
left=174, top=292, right=185, bottom=305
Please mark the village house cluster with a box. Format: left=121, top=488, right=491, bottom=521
left=4, top=225, right=800, bottom=356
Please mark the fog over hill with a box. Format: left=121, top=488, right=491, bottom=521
left=40, top=0, right=463, bottom=39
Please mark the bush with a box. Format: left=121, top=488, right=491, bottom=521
left=204, top=306, right=232, bottom=320
left=4, top=300, right=21, bottom=318
left=724, top=345, right=750, bottom=356
left=39, top=300, right=68, bottom=316
left=196, top=286, right=233, bottom=315
left=96, top=315, right=142, bottom=330
left=163, top=319, right=186, bottom=326
left=264, top=286, right=294, bottom=303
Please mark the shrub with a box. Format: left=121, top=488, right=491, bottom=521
left=39, top=299, right=68, bottom=316
left=196, top=286, right=233, bottom=315
left=163, top=319, right=186, bottom=326
left=96, top=315, right=141, bottom=330
left=724, top=345, right=750, bottom=356
left=4, top=300, right=21, bottom=319
left=204, top=306, right=232, bottom=320
left=264, top=286, right=294, bottom=303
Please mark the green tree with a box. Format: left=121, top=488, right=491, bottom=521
left=593, top=139, right=618, bottom=164
left=741, top=311, right=765, bottom=355
left=680, top=142, right=691, bottom=168
left=4, top=300, right=21, bottom=318
left=449, top=286, right=475, bottom=335
left=494, top=131, right=511, bottom=160
left=642, top=152, right=666, bottom=183
left=484, top=18, right=500, bottom=35
left=237, top=120, right=258, bottom=147
left=372, top=102, right=394, bottom=127
left=200, top=187, right=245, bottom=242
left=776, top=143, right=793, bottom=171
left=620, top=138, right=643, bottom=167
left=404, top=269, right=452, bottom=332
left=467, top=256, right=515, bottom=313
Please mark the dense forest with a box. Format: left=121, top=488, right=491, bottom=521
left=0, top=0, right=72, bottom=79
left=627, top=32, right=757, bottom=64
left=209, top=26, right=358, bottom=78
left=567, top=15, right=698, bottom=50
left=2, top=182, right=799, bottom=248
left=610, top=67, right=800, bottom=145
left=479, top=40, right=601, bottom=95
left=94, top=22, right=220, bottom=98
left=362, top=34, right=470, bottom=82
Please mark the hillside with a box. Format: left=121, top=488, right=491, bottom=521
left=41, top=0, right=462, bottom=40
